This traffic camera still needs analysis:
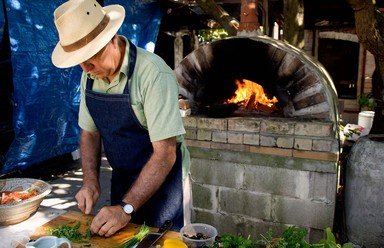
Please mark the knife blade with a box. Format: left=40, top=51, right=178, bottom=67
left=135, top=220, right=173, bottom=248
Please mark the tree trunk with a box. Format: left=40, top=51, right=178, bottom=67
left=283, top=0, right=304, bottom=49
left=345, top=0, right=384, bottom=133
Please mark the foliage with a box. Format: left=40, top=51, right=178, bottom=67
left=206, top=226, right=354, bottom=248
left=197, top=28, right=229, bottom=44
left=357, top=92, right=377, bottom=110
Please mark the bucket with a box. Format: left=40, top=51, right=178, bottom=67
left=358, top=111, right=375, bottom=132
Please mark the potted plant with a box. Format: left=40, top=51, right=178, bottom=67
left=357, top=92, right=377, bottom=111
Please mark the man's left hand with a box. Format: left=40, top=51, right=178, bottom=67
left=90, top=205, right=131, bottom=237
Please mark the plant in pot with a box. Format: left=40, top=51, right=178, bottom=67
left=357, top=92, right=377, bottom=111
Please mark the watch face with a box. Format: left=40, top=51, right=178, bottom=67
left=123, top=204, right=134, bottom=214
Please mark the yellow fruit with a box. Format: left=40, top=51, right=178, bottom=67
left=163, top=238, right=188, bottom=248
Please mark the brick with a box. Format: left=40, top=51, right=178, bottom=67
left=276, top=136, right=294, bottom=148
left=312, top=139, right=332, bottom=152
left=198, top=118, right=227, bottom=130
left=197, top=129, right=212, bottom=141
left=243, top=133, right=260, bottom=145
left=294, top=138, right=312, bottom=150
left=260, top=135, right=277, bottom=147
left=185, top=139, right=211, bottom=148
left=228, top=118, right=260, bottom=132
left=212, top=131, right=228, bottom=143
left=261, top=120, right=295, bottom=135
left=211, top=142, right=250, bottom=152
left=228, top=132, right=243, bottom=144
left=183, top=116, right=198, bottom=128
left=295, top=122, right=333, bottom=137
left=293, top=150, right=339, bottom=162
left=184, top=128, right=197, bottom=140
left=250, top=146, right=293, bottom=157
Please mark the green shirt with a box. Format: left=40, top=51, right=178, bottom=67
left=78, top=36, right=190, bottom=179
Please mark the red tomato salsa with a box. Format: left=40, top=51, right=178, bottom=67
left=0, top=188, right=40, bottom=204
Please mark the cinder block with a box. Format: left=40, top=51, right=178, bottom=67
left=192, top=183, right=217, bottom=211
left=219, top=188, right=272, bottom=220
left=190, top=158, right=244, bottom=189
left=273, top=196, right=335, bottom=229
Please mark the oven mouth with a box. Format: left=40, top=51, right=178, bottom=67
left=175, top=36, right=339, bottom=124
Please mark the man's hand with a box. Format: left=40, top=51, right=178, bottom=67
left=90, top=205, right=131, bottom=237
left=75, top=183, right=101, bottom=215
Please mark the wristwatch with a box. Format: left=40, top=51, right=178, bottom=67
left=120, top=202, right=135, bottom=215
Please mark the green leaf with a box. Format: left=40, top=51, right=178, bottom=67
left=325, top=228, right=336, bottom=243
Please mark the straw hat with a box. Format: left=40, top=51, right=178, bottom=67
left=52, top=0, right=125, bottom=68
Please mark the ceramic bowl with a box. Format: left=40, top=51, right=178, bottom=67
left=0, top=178, right=52, bottom=225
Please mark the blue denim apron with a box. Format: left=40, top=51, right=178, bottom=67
left=84, top=41, right=183, bottom=230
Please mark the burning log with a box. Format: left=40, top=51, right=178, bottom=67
left=245, top=94, right=256, bottom=110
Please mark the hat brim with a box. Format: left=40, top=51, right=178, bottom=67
left=51, top=5, right=125, bottom=68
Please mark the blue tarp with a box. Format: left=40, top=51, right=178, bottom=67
left=1, top=0, right=162, bottom=175
left=0, top=1, right=4, bottom=43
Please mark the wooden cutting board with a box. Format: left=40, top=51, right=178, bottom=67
left=30, top=210, right=182, bottom=248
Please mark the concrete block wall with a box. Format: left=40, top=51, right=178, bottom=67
left=183, top=116, right=339, bottom=243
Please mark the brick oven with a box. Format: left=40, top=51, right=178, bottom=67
left=175, top=36, right=340, bottom=242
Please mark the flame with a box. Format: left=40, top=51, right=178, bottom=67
left=226, top=79, right=278, bottom=108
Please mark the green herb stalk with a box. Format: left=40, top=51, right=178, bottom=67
left=117, top=223, right=150, bottom=248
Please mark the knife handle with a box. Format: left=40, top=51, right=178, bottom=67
left=157, top=220, right=173, bottom=233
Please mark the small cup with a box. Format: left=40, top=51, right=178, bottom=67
left=25, top=236, right=71, bottom=248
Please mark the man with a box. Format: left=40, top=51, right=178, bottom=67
left=51, top=0, right=191, bottom=237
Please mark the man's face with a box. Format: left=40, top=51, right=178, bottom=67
left=79, top=41, right=114, bottom=79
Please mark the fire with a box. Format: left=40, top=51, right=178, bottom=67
left=226, top=79, right=278, bottom=110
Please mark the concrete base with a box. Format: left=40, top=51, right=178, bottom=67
left=345, top=134, right=384, bottom=247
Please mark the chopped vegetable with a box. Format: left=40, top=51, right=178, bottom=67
left=46, top=220, right=92, bottom=243
left=163, top=238, right=188, bottom=248
left=0, top=188, right=40, bottom=204
left=117, top=223, right=150, bottom=248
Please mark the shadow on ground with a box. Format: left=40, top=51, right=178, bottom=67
left=0, top=153, right=112, bottom=216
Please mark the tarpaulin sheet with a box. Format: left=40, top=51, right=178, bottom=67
left=1, top=0, right=162, bottom=175
left=105, top=0, right=163, bottom=52
left=0, top=1, right=4, bottom=43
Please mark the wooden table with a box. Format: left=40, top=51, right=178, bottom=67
left=30, top=210, right=182, bottom=248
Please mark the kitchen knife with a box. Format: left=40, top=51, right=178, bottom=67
left=135, top=220, right=173, bottom=248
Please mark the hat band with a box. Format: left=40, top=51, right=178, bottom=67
left=61, top=14, right=110, bottom=52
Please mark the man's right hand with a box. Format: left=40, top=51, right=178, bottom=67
left=75, top=183, right=101, bottom=215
